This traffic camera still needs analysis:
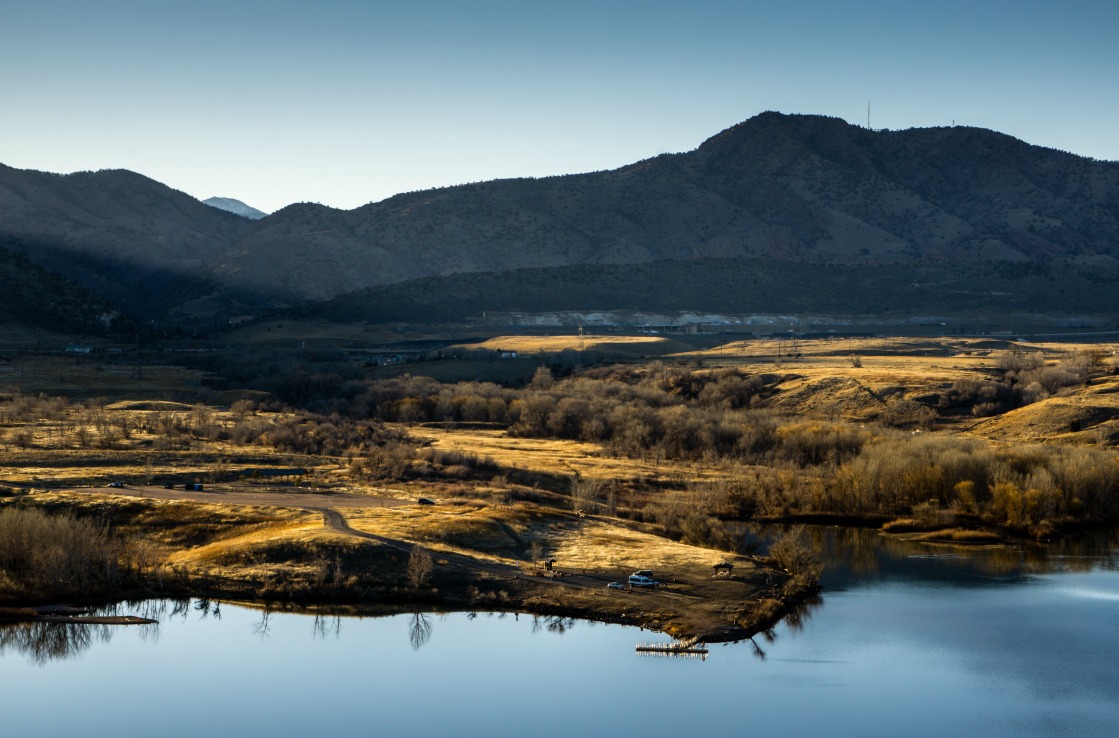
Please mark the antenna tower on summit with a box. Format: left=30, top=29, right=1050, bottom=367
left=867, top=101, right=871, bottom=131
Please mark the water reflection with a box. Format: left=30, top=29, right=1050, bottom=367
left=254, top=610, right=272, bottom=639
left=744, top=523, right=1119, bottom=590
left=0, top=620, right=113, bottom=665
left=529, top=614, right=579, bottom=635
left=408, top=612, right=433, bottom=650
left=0, top=600, right=165, bottom=665
left=749, top=635, right=767, bottom=661
left=0, top=598, right=236, bottom=663
left=779, top=594, right=822, bottom=633
left=195, top=598, right=222, bottom=620
left=312, top=615, right=342, bottom=640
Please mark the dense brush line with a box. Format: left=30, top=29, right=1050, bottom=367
left=0, top=507, right=146, bottom=601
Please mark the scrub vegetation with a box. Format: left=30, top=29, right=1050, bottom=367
left=0, top=507, right=149, bottom=601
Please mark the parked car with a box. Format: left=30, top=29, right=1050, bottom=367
left=632, top=569, right=654, bottom=578
left=417, top=497, right=436, bottom=505
left=628, top=574, right=658, bottom=588
left=107, top=482, right=124, bottom=488
left=606, top=582, right=625, bottom=590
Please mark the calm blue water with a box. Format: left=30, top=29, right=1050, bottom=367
left=2, top=531, right=1117, bottom=738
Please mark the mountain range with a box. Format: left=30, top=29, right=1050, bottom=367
left=1, top=112, right=1117, bottom=329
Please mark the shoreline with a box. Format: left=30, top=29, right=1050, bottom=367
left=1, top=558, right=817, bottom=644
left=2, top=488, right=820, bottom=644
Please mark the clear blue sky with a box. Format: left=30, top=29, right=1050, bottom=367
left=2, top=0, right=1116, bottom=213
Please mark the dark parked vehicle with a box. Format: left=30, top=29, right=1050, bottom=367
left=417, top=497, right=436, bottom=505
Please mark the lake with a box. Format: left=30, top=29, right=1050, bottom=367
left=2, top=528, right=1117, bottom=738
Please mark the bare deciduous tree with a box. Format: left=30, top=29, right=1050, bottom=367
left=529, top=540, right=545, bottom=566
left=407, top=545, right=434, bottom=588
left=571, top=475, right=604, bottom=514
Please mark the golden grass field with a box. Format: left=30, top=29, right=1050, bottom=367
left=688, top=336, right=1119, bottom=437
left=454, top=334, right=694, bottom=357
left=408, top=427, right=734, bottom=486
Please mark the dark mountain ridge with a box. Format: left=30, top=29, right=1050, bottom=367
left=2, top=112, right=1117, bottom=325
left=0, top=164, right=257, bottom=319
left=223, top=113, right=1119, bottom=301
left=0, top=164, right=252, bottom=260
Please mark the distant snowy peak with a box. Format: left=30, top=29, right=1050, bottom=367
left=203, top=196, right=267, bottom=220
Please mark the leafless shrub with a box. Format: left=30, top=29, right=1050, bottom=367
left=570, top=475, right=605, bottom=513
left=11, top=429, right=34, bottom=449
left=768, top=526, right=822, bottom=584
left=406, top=546, right=434, bottom=589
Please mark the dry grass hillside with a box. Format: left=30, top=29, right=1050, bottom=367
left=968, top=396, right=1119, bottom=444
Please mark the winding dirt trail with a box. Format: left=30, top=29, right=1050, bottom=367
left=313, top=507, right=624, bottom=591
left=312, top=507, right=519, bottom=577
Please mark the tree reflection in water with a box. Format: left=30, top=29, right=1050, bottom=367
left=528, top=614, right=578, bottom=635
left=408, top=612, right=433, bottom=650
left=312, top=614, right=342, bottom=640
left=253, top=610, right=272, bottom=639
left=0, top=621, right=109, bottom=665
left=545, top=616, right=577, bottom=634
left=0, top=598, right=179, bottom=664
left=749, top=636, right=766, bottom=661
left=170, top=599, right=192, bottom=620
left=194, top=598, right=222, bottom=620
left=0, top=613, right=160, bottom=666
left=781, top=595, right=822, bottom=633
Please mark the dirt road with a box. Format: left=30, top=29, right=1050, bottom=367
left=316, top=507, right=627, bottom=591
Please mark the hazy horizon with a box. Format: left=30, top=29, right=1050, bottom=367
left=3, top=1, right=1117, bottom=213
